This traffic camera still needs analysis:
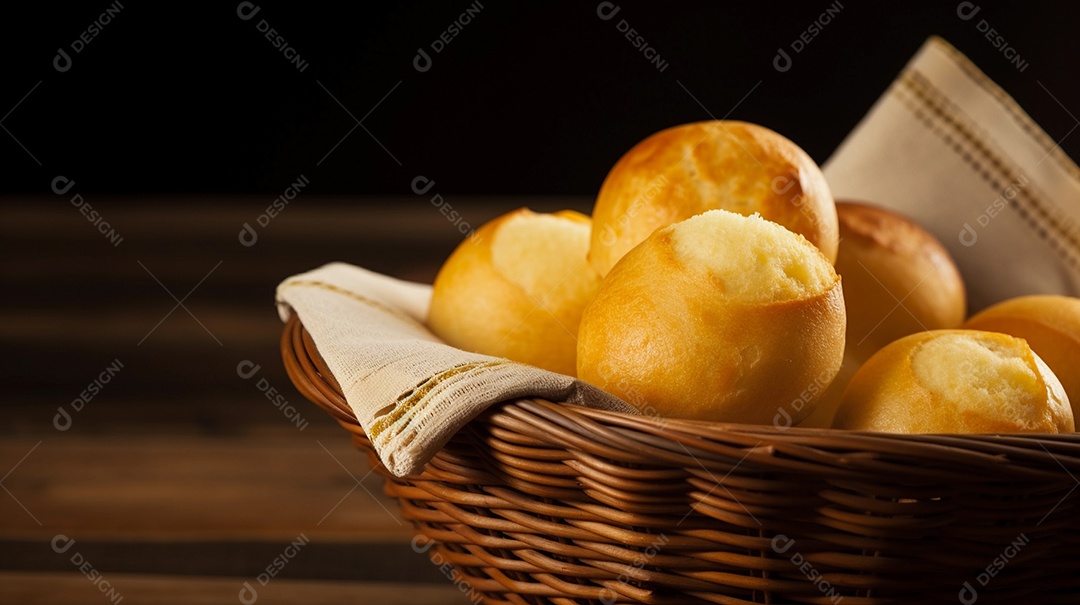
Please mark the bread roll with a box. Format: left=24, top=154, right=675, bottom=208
left=963, top=295, right=1080, bottom=423
left=427, top=208, right=600, bottom=376
left=588, top=121, right=837, bottom=278
left=577, top=209, right=845, bottom=425
left=833, top=330, right=1073, bottom=434
left=835, top=202, right=967, bottom=362
left=798, top=201, right=967, bottom=428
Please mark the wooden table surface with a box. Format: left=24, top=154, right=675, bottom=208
left=0, top=198, right=591, bottom=603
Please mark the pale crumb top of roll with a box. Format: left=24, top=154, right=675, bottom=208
left=669, top=209, right=837, bottom=304
left=490, top=210, right=594, bottom=302
left=911, top=332, right=1046, bottom=431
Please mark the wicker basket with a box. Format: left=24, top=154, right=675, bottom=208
left=282, top=315, right=1080, bottom=604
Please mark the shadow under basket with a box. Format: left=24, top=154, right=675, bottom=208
left=281, top=316, right=1080, bottom=604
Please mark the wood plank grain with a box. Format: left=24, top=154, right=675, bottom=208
left=0, top=538, right=448, bottom=583
left=0, top=572, right=473, bottom=605
left=0, top=435, right=457, bottom=580
left=0, top=435, right=407, bottom=541
left=0, top=198, right=587, bottom=409
left=0, top=197, right=592, bottom=288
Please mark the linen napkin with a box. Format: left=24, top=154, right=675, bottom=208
left=276, top=263, right=635, bottom=477
left=824, top=36, right=1080, bottom=311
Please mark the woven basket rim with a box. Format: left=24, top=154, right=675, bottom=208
left=281, top=314, right=1080, bottom=480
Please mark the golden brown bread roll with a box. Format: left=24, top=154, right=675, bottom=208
left=963, top=295, right=1080, bottom=423
left=833, top=330, right=1073, bottom=434
left=835, top=201, right=967, bottom=361
left=798, top=201, right=967, bottom=428
left=588, top=120, right=838, bottom=277
left=427, top=208, right=600, bottom=376
left=577, top=209, right=845, bottom=424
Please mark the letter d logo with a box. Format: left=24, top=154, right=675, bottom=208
left=53, top=408, right=72, bottom=431
left=771, top=534, right=795, bottom=554
left=53, top=49, right=73, bottom=73
left=51, top=534, right=75, bottom=554
left=596, top=2, right=620, bottom=20
left=237, top=2, right=260, bottom=20
left=773, top=408, right=793, bottom=430
left=773, top=48, right=792, bottom=72
left=236, top=360, right=261, bottom=379
left=238, top=222, right=258, bottom=247
left=411, top=175, right=436, bottom=195
left=413, top=48, right=433, bottom=73
left=238, top=581, right=258, bottom=605
left=51, top=175, right=75, bottom=195
left=958, top=223, right=978, bottom=247
left=956, top=2, right=980, bottom=21
left=958, top=581, right=978, bottom=605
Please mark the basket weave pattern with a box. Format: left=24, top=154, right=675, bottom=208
left=283, top=316, right=1080, bottom=604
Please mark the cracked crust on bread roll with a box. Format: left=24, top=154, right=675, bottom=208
left=428, top=208, right=600, bottom=376
left=964, top=295, right=1080, bottom=425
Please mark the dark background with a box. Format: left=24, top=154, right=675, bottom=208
left=0, top=1, right=1077, bottom=197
